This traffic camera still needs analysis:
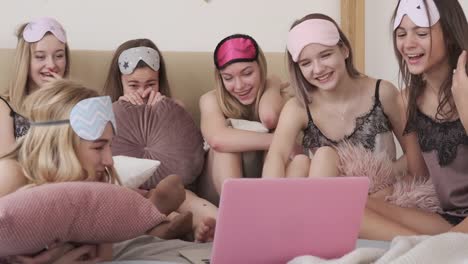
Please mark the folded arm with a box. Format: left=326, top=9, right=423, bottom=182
left=200, top=91, right=273, bottom=153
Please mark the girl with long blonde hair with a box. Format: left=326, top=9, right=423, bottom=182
left=199, top=34, right=289, bottom=204
left=0, top=17, right=70, bottom=156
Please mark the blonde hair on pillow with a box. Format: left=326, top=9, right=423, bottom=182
left=3, top=80, right=120, bottom=186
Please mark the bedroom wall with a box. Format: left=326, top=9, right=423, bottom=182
left=0, top=0, right=340, bottom=52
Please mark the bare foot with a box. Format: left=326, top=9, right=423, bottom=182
left=148, top=174, right=185, bottom=215
left=194, top=217, right=216, bottom=243
left=147, top=211, right=193, bottom=239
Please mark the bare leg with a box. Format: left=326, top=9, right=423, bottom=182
left=146, top=175, right=193, bottom=239
left=148, top=174, right=185, bottom=215
left=360, top=207, right=419, bottom=240
left=197, top=149, right=242, bottom=205
left=308, top=146, right=340, bottom=178
left=359, top=197, right=453, bottom=240
left=285, top=154, right=310, bottom=178
left=178, top=190, right=218, bottom=242
left=364, top=197, right=452, bottom=235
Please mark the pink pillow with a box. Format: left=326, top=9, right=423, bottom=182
left=111, top=99, right=205, bottom=189
left=0, top=182, right=165, bottom=256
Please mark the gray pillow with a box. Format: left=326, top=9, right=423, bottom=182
left=112, top=99, right=205, bottom=189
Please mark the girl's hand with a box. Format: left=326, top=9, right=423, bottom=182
left=452, top=50, right=467, bottom=96
left=452, top=50, right=468, bottom=132
left=118, top=87, right=152, bottom=105
left=147, top=91, right=166, bottom=106
left=42, top=69, right=63, bottom=83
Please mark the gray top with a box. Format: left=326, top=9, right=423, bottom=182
left=406, top=109, right=468, bottom=216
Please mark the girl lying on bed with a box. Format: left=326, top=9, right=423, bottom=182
left=0, top=80, right=193, bottom=263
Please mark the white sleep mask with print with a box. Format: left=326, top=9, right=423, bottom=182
left=30, top=96, right=116, bottom=141
left=393, top=0, right=440, bottom=30
left=118, top=47, right=160, bottom=75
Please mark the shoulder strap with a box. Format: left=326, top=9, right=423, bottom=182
left=0, top=96, right=15, bottom=117
left=304, top=97, right=313, bottom=122
left=374, top=79, right=382, bottom=103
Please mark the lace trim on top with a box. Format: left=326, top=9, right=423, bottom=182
left=303, top=80, right=393, bottom=152
left=404, top=109, right=468, bottom=166
left=0, top=96, right=30, bottom=138
left=14, top=113, right=30, bottom=138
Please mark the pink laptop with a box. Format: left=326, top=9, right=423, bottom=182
left=210, top=177, right=369, bottom=264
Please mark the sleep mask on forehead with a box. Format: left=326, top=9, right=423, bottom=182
left=287, top=19, right=340, bottom=62
left=214, top=34, right=259, bottom=69
left=118, top=47, right=160, bottom=75
left=30, top=96, right=116, bottom=141
left=393, top=0, right=440, bottom=30
left=22, top=17, right=67, bottom=43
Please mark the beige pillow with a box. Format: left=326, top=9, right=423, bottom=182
left=113, top=156, right=161, bottom=189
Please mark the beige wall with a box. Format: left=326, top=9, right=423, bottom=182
left=0, top=0, right=340, bottom=52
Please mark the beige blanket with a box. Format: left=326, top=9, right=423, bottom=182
left=288, top=232, right=468, bottom=264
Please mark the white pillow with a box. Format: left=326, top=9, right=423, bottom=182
left=113, top=156, right=161, bottom=188
left=203, top=119, right=269, bottom=152
left=227, top=118, right=269, bottom=133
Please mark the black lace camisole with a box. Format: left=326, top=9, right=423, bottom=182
left=302, top=79, right=395, bottom=158
left=0, top=96, right=30, bottom=138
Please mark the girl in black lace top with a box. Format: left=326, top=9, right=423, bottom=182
left=360, top=0, right=468, bottom=241
left=262, top=14, right=407, bottom=187
left=0, top=17, right=70, bottom=155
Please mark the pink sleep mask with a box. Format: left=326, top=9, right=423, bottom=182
left=287, top=19, right=340, bottom=62
left=214, top=34, right=259, bottom=69
left=22, top=17, right=67, bottom=43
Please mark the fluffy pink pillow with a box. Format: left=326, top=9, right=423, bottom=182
left=111, top=99, right=205, bottom=189
left=0, top=182, right=165, bottom=256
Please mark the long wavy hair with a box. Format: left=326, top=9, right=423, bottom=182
left=391, top=0, right=468, bottom=124
left=1, top=80, right=120, bottom=186
left=3, top=22, right=70, bottom=113
left=287, top=13, right=362, bottom=107
left=103, top=38, right=171, bottom=102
